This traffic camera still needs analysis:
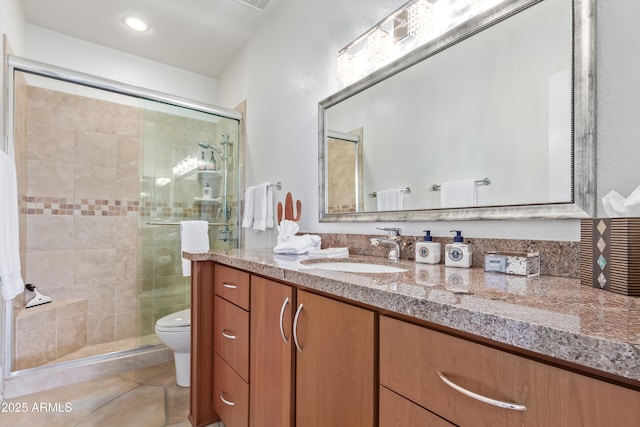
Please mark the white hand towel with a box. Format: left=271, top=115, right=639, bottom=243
left=0, top=151, right=25, bottom=300
left=376, top=189, right=403, bottom=211
left=180, top=220, right=210, bottom=277
left=277, top=220, right=300, bottom=242
left=242, top=186, right=255, bottom=228
left=440, top=179, right=477, bottom=208
left=253, top=182, right=270, bottom=231
left=273, top=235, right=321, bottom=255
left=266, top=184, right=274, bottom=229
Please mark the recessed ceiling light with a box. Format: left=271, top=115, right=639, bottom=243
left=122, top=16, right=151, bottom=33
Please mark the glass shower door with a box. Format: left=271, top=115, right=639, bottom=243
left=139, top=100, right=240, bottom=334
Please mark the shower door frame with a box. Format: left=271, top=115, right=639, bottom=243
left=3, top=55, right=243, bottom=379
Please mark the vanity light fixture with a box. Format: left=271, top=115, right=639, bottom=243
left=407, top=0, right=434, bottom=40
left=121, top=15, right=151, bottom=33
left=336, top=0, right=507, bottom=85
left=367, top=27, right=390, bottom=63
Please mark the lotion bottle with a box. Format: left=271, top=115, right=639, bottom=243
left=415, top=230, right=441, bottom=264
left=445, top=230, right=472, bottom=268
left=202, top=182, right=212, bottom=199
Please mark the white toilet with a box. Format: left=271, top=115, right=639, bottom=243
left=155, top=308, right=191, bottom=387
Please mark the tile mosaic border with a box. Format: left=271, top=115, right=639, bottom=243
left=19, top=194, right=237, bottom=219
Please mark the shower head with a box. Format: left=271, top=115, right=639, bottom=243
left=198, top=141, right=224, bottom=157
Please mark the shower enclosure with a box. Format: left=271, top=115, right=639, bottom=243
left=3, top=56, right=241, bottom=380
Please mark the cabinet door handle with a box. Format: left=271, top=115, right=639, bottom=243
left=221, top=329, right=237, bottom=340
left=279, top=297, right=290, bottom=344
left=222, top=282, right=237, bottom=289
left=437, top=370, right=527, bottom=412
left=293, top=303, right=304, bottom=353
left=220, top=391, right=236, bottom=406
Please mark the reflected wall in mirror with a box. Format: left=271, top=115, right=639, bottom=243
left=319, top=0, right=595, bottom=222
left=327, top=129, right=364, bottom=213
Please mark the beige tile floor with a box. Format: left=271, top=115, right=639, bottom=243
left=1, top=361, right=224, bottom=427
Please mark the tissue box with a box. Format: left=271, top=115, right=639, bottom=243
left=580, top=219, right=640, bottom=296
left=483, top=251, right=540, bottom=277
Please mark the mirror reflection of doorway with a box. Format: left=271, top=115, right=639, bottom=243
left=327, top=128, right=363, bottom=214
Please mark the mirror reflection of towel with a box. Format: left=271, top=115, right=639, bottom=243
left=376, top=189, right=404, bottom=211
left=440, top=180, right=477, bottom=208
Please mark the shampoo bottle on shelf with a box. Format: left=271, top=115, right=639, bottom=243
left=415, top=230, right=441, bottom=264
left=445, top=230, right=472, bottom=268
left=207, top=152, right=217, bottom=170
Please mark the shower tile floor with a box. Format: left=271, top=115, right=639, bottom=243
left=1, top=361, right=224, bottom=427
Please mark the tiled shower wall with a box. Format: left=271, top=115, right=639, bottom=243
left=15, top=80, right=237, bottom=370
left=20, top=85, right=143, bottom=363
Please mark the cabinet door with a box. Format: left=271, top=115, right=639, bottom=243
left=295, top=290, right=375, bottom=427
left=250, top=276, right=294, bottom=427
left=213, top=353, right=249, bottom=427
left=213, top=295, right=250, bottom=382
left=380, top=315, right=640, bottom=427
left=379, top=386, right=455, bottom=427
left=214, top=265, right=250, bottom=310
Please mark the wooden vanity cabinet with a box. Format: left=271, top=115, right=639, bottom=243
left=294, top=290, right=376, bottom=427
left=249, top=276, right=295, bottom=427
left=189, top=260, right=219, bottom=427
left=212, top=265, right=251, bottom=427
left=380, top=315, right=640, bottom=427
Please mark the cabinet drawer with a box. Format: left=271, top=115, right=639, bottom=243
left=213, top=353, right=249, bottom=427
left=215, top=265, right=250, bottom=310
left=214, top=295, right=250, bottom=382
left=380, top=316, right=640, bottom=427
left=380, top=386, right=454, bottom=427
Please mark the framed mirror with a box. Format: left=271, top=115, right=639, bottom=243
left=318, top=0, right=595, bottom=222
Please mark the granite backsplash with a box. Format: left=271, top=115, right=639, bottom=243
left=316, top=233, right=580, bottom=279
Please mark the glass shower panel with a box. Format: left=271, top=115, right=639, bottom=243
left=139, top=100, right=239, bottom=334
left=11, top=68, right=240, bottom=374
left=13, top=72, right=148, bottom=370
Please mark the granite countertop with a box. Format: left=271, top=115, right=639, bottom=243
left=185, top=248, right=640, bottom=383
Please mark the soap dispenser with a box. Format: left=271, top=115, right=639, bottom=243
left=445, top=230, right=472, bottom=268
left=415, top=230, right=441, bottom=264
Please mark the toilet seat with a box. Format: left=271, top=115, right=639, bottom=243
left=155, top=309, right=191, bottom=332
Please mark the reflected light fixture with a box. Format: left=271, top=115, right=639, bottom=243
left=122, top=16, right=151, bottom=33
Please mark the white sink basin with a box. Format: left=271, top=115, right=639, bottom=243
left=303, top=261, right=407, bottom=274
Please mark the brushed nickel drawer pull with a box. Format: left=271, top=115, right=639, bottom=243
left=293, top=303, right=304, bottom=353
left=222, top=282, right=237, bottom=289
left=437, top=370, right=527, bottom=412
left=279, top=297, right=290, bottom=344
left=220, top=391, right=236, bottom=406
left=221, top=329, right=237, bottom=340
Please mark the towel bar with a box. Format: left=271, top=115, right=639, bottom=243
left=430, top=178, right=491, bottom=191
left=147, top=221, right=230, bottom=226
left=369, top=187, right=411, bottom=198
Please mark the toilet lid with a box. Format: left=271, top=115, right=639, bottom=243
left=156, top=309, right=191, bottom=328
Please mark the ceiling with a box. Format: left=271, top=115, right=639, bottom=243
left=19, top=0, right=280, bottom=78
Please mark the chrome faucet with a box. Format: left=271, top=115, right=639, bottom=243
left=370, top=227, right=402, bottom=261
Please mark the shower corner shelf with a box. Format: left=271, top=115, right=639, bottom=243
left=176, top=169, right=222, bottom=182
left=194, top=197, right=222, bottom=203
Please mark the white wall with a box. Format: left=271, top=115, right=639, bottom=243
left=220, top=0, right=640, bottom=247
left=24, top=25, right=219, bottom=106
